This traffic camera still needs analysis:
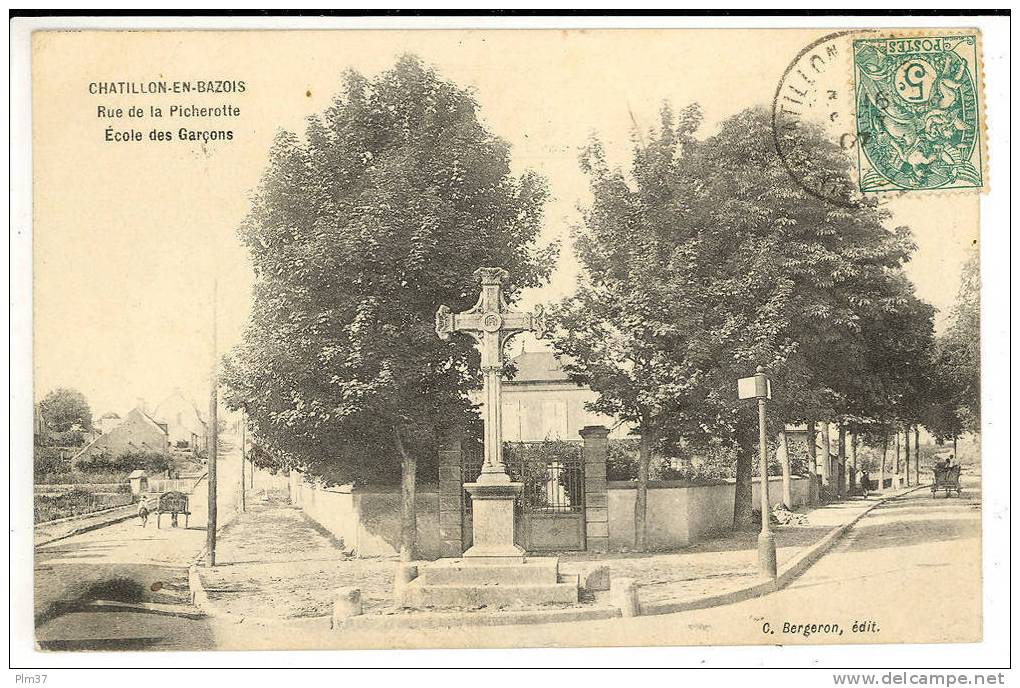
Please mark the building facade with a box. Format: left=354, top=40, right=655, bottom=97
left=471, top=351, right=635, bottom=443
left=73, top=407, right=169, bottom=465
left=152, top=389, right=208, bottom=449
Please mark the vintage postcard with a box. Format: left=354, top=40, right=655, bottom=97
left=14, top=17, right=1007, bottom=667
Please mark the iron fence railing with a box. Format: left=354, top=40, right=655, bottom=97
left=463, top=441, right=584, bottom=514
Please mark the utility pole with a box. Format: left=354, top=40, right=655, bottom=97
left=206, top=279, right=218, bottom=567
left=738, top=366, right=776, bottom=578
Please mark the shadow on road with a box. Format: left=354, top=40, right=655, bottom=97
left=839, top=485, right=981, bottom=554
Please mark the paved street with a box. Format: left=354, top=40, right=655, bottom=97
left=210, top=478, right=981, bottom=651
left=33, top=476, right=980, bottom=651
left=34, top=514, right=208, bottom=650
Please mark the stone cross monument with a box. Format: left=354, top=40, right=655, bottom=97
left=399, top=267, right=576, bottom=609
left=436, top=267, right=546, bottom=559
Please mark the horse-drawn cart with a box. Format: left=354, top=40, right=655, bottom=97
left=156, top=490, right=191, bottom=528
left=931, top=465, right=962, bottom=498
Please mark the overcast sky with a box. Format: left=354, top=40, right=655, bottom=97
left=32, top=29, right=977, bottom=417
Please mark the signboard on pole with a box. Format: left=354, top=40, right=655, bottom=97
left=737, top=375, right=771, bottom=400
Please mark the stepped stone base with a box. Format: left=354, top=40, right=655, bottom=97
left=401, top=557, right=579, bottom=609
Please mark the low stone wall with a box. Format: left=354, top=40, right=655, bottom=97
left=607, top=475, right=819, bottom=551
left=34, top=502, right=137, bottom=546
left=34, top=482, right=128, bottom=495
left=290, top=473, right=441, bottom=559
left=289, top=470, right=817, bottom=558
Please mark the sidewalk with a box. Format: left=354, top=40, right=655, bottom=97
left=562, top=491, right=911, bottom=612
left=193, top=486, right=920, bottom=624
left=195, top=493, right=396, bottom=619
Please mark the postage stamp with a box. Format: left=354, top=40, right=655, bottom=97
left=852, top=34, right=984, bottom=194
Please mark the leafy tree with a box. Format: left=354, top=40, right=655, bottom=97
left=222, top=55, right=554, bottom=559
left=38, top=387, right=92, bottom=434
left=915, top=248, right=978, bottom=444
left=554, top=104, right=926, bottom=531
left=552, top=103, right=703, bottom=549
left=938, top=248, right=980, bottom=434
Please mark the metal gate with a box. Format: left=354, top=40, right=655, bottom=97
left=506, top=442, right=586, bottom=552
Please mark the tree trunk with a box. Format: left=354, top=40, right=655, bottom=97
left=879, top=433, right=887, bottom=491
left=819, top=423, right=831, bottom=489
left=635, top=426, right=651, bottom=552
left=953, top=436, right=958, bottom=457
left=805, top=418, right=817, bottom=476
left=836, top=424, right=846, bottom=499
left=733, top=429, right=755, bottom=530
left=903, top=424, right=911, bottom=487
left=848, top=432, right=858, bottom=497
left=894, top=430, right=900, bottom=487
left=914, top=426, right=920, bottom=485
left=778, top=428, right=792, bottom=509
left=239, top=419, right=246, bottom=513
left=394, top=427, right=416, bottom=562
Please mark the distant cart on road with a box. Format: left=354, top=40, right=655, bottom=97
left=931, top=465, right=962, bottom=498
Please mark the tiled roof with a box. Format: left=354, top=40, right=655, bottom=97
left=507, top=351, right=572, bottom=383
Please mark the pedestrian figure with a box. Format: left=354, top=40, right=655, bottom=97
left=137, top=495, right=151, bottom=527
left=859, top=469, right=870, bottom=497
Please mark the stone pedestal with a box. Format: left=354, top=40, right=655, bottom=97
left=399, top=472, right=578, bottom=609
left=462, top=476, right=524, bottom=560
left=401, top=556, right=579, bottom=608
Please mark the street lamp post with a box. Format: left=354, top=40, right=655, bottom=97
left=739, top=365, right=778, bottom=578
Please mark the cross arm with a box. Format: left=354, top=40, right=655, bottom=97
left=500, top=305, right=548, bottom=338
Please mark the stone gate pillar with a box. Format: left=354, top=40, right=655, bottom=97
left=438, top=432, right=464, bottom=558
left=580, top=425, right=610, bottom=553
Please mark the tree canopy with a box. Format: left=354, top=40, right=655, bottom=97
left=38, top=387, right=93, bottom=433
left=923, top=247, right=979, bottom=440
left=552, top=104, right=934, bottom=528
left=222, top=55, right=555, bottom=486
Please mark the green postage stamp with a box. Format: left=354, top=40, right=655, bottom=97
left=853, top=34, right=985, bottom=194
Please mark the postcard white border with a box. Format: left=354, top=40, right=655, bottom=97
left=7, top=12, right=1012, bottom=677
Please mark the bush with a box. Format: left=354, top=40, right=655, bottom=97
left=34, top=488, right=98, bottom=522
left=607, top=437, right=738, bottom=483
left=34, top=488, right=132, bottom=522
left=78, top=449, right=170, bottom=476
left=43, top=429, right=86, bottom=447
left=503, top=439, right=585, bottom=509
left=606, top=438, right=640, bottom=481
left=34, top=447, right=69, bottom=479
